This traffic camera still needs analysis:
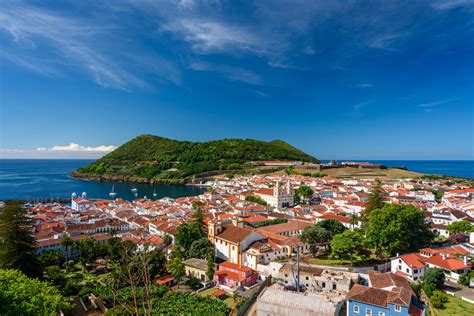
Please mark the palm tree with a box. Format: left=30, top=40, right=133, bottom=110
left=349, top=213, right=359, bottom=230
left=61, top=235, right=73, bottom=267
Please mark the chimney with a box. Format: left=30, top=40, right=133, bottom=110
left=441, top=253, right=446, bottom=260
left=396, top=253, right=399, bottom=258
left=464, top=256, right=468, bottom=265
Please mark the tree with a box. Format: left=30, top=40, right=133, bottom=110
left=447, top=220, right=473, bottom=234
left=364, top=179, right=385, bottom=216
left=166, top=248, right=185, bottom=279
left=0, top=200, right=41, bottom=278
left=191, top=209, right=206, bottom=236
left=37, top=251, right=63, bottom=268
left=459, top=273, right=470, bottom=286
left=147, top=248, right=167, bottom=278
left=61, top=234, right=73, bottom=266
left=163, top=235, right=173, bottom=247
left=188, top=238, right=214, bottom=259
left=330, top=230, right=365, bottom=265
left=0, top=269, right=71, bottom=315
left=297, top=185, right=314, bottom=201
left=175, top=223, right=203, bottom=251
left=301, top=226, right=331, bottom=254
left=245, top=196, right=267, bottom=206
left=293, top=192, right=301, bottom=205
left=78, top=237, right=100, bottom=267
left=422, top=268, right=445, bottom=295
left=349, top=213, right=359, bottom=230
left=316, top=219, right=346, bottom=237
left=366, top=204, right=433, bottom=258
left=206, top=253, right=215, bottom=280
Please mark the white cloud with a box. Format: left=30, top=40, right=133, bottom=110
left=44, top=143, right=117, bottom=152
left=1, top=143, right=116, bottom=159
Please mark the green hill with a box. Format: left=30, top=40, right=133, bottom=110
left=71, top=134, right=319, bottom=184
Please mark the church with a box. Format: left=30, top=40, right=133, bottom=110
left=255, top=180, right=294, bottom=209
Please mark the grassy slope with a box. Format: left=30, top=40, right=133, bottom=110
left=432, top=294, right=474, bottom=316
left=293, top=166, right=423, bottom=178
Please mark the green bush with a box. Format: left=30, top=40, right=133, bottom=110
left=430, top=290, right=448, bottom=309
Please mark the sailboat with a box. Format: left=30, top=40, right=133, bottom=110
left=109, top=185, right=117, bottom=198
left=131, top=185, right=138, bottom=193
left=153, top=188, right=158, bottom=198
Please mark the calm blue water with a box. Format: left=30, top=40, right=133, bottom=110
left=323, top=160, right=473, bottom=179
left=0, top=159, right=205, bottom=200
left=0, top=159, right=471, bottom=200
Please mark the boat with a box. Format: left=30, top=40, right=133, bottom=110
left=131, top=186, right=138, bottom=193
left=153, top=188, right=158, bottom=198
left=109, top=185, right=117, bottom=198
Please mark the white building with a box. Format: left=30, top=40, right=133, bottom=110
left=255, top=180, right=294, bottom=209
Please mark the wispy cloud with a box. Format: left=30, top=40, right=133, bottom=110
left=431, top=0, right=474, bottom=10
left=369, top=33, right=407, bottom=51
left=356, top=83, right=374, bottom=88
left=161, top=19, right=270, bottom=57
left=419, top=97, right=456, bottom=107
left=189, top=61, right=261, bottom=85
left=0, top=2, right=180, bottom=90
left=347, top=101, right=372, bottom=117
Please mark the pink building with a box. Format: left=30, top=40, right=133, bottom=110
left=214, top=261, right=258, bottom=289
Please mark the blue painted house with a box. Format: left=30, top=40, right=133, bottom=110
left=347, top=271, right=425, bottom=316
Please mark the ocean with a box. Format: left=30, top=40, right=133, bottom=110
left=0, top=159, right=205, bottom=201
left=0, top=159, right=471, bottom=200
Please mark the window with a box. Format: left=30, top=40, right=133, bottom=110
left=353, top=305, right=359, bottom=313
left=406, top=268, right=410, bottom=273
left=306, top=276, right=309, bottom=280
left=394, top=305, right=401, bottom=312
left=365, top=309, right=372, bottom=316
left=378, top=312, right=385, bottom=316
left=322, top=282, right=325, bottom=288
left=414, top=269, right=418, bottom=274
left=333, top=283, right=337, bottom=290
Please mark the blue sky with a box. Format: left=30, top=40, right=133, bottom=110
left=0, top=0, right=473, bottom=160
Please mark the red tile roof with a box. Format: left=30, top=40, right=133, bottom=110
left=424, top=254, right=470, bottom=271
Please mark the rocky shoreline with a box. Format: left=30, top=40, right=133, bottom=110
left=69, top=172, right=187, bottom=185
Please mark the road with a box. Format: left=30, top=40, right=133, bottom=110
left=444, top=280, right=474, bottom=302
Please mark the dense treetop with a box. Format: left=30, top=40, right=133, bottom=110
left=74, top=134, right=319, bottom=183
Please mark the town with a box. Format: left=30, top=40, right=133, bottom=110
left=2, top=169, right=473, bottom=315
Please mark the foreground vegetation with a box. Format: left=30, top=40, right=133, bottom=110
left=432, top=294, right=474, bottom=316
left=73, top=134, right=319, bottom=183
left=0, top=200, right=227, bottom=315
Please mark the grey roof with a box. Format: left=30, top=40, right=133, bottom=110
left=183, top=258, right=208, bottom=271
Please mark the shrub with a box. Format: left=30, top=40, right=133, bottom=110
left=430, top=290, right=448, bottom=309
